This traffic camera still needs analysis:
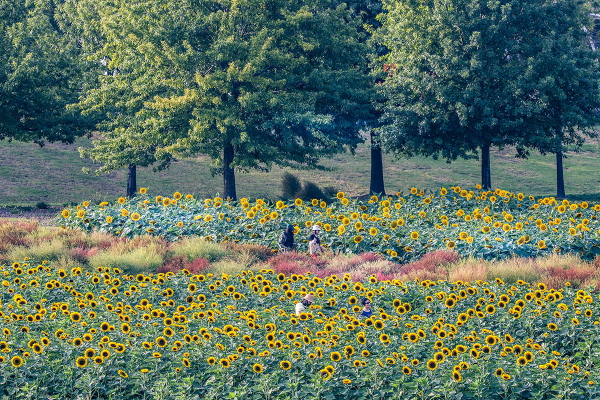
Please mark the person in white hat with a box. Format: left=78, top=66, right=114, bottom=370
left=309, top=225, right=323, bottom=257
left=296, top=293, right=315, bottom=316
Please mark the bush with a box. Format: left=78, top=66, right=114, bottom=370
left=296, top=181, right=326, bottom=201
left=281, top=172, right=302, bottom=199
left=322, top=186, right=338, bottom=200
left=36, top=202, right=49, bottom=210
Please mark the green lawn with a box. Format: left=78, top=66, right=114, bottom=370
left=2, top=136, right=600, bottom=206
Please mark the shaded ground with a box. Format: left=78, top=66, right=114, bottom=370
left=2, top=135, right=599, bottom=206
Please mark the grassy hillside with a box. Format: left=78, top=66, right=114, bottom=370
left=2, top=135, right=600, bottom=206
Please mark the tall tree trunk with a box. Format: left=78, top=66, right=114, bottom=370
left=369, top=130, right=386, bottom=196
left=127, top=164, right=136, bottom=198
left=223, top=141, right=237, bottom=201
left=481, top=142, right=491, bottom=190
left=556, top=142, right=566, bottom=199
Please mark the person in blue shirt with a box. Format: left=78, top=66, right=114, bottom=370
left=360, top=297, right=372, bottom=318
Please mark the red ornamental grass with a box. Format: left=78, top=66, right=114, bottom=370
left=540, top=266, right=596, bottom=289
left=156, top=255, right=187, bottom=274
left=186, top=257, right=210, bottom=274
left=375, top=271, right=395, bottom=282
left=71, top=247, right=99, bottom=263
left=399, top=250, right=459, bottom=275
left=269, top=252, right=312, bottom=274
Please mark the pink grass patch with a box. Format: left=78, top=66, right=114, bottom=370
left=186, top=257, right=210, bottom=274
left=359, top=252, right=381, bottom=263
left=397, top=250, right=458, bottom=275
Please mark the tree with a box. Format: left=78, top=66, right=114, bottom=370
left=374, top=0, right=600, bottom=190
left=0, top=0, right=91, bottom=147
left=74, top=0, right=375, bottom=201
left=67, top=0, right=186, bottom=198
left=369, top=128, right=386, bottom=195
left=336, top=0, right=387, bottom=196
left=510, top=4, right=600, bottom=199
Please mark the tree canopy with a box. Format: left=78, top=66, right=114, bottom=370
left=0, top=0, right=91, bottom=145
left=73, top=0, right=376, bottom=200
left=375, top=0, right=600, bottom=190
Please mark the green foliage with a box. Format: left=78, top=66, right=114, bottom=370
left=508, top=1, right=600, bottom=157
left=65, top=0, right=180, bottom=174
left=6, top=239, right=65, bottom=262
left=375, top=0, right=600, bottom=170
left=0, top=0, right=91, bottom=145
left=35, top=202, right=49, bottom=210
left=59, top=187, right=600, bottom=262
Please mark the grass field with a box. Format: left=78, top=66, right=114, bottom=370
left=2, top=135, right=600, bottom=206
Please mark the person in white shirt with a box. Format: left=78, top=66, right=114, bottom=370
left=295, top=293, right=314, bottom=316
left=308, top=225, right=323, bottom=257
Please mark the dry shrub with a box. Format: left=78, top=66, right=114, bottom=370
left=211, top=258, right=262, bottom=275
left=124, top=235, right=169, bottom=253
left=53, top=229, right=92, bottom=249
left=71, top=246, right=100, bottom=264
left=359, top=253, right=381, bottom=263
left=223, top=242, right=273, bottom=262
left=448, top=258, right=488, bottom=282
left=157, top=255, right=187, bottom=274
left=324, top=255, right=363, bottom=272
left=231, top=250, right=261, bottom=270
left=187, top=257, right=211, bottom=273
left=350, top=270, right=366, bottom=282
left=51, top=229, right=115, bottom=250
left=0, top=218, right=39, bottom=233
left=269, top=252, right=312, bottom=275
left=395, top=268, right=449, bottom=282
left=53, top=255, right=85, bottom=271
left=375, top=271, right=397, bottom=282
left=486, top=257, right=539, bottom=284
left=356, top=259, right=400, bottom=276
left=0, top=219, right=36, bottom=252
left=445, top=254, right=600, bottom=289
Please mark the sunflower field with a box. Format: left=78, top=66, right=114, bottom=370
left=58, top=186, right=600, bottom=262
left=1, top=260, right=600, bottom=399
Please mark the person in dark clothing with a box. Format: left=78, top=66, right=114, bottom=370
left=360, top=297, right=372, bottom=318
left=278, top=224, right=296, bottom=252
